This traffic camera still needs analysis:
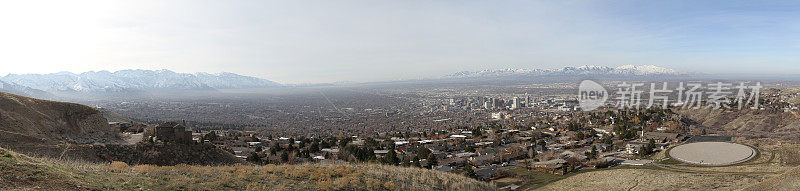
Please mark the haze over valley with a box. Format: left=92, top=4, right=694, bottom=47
left=4, top=1, right=800, bottom=190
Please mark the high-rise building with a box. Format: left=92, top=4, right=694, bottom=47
left=511, top=97, right=521, bottom=109
left=525, top=93, right=531, bottom=108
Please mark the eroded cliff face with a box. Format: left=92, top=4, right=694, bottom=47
left=0, top=92, right=120, bottom=149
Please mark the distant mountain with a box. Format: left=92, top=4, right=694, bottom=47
left=0, top=80, right=55, bottom=99
left=612, top=65, right=678, bottom=75
left=0, top=69, right=281, bottom=93
left=446, top=65, right=678, bottom=78
left=195, top=72, right=280, bottom=89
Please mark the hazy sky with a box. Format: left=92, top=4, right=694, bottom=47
left=1, top=1, right=799, bottom=83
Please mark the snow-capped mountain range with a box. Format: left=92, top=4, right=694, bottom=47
left=0, top=65, right=676, bottom=99
left=447, top=65, right=678, bottom=78
left=0, top=69, right=280, bottom=93
left=0, top=80, right=55, bottom=99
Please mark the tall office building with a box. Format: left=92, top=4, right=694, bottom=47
left=525, top=93, right=531, bottom=108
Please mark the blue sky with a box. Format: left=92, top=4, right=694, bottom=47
left=0, top=0, right=799, bottom=83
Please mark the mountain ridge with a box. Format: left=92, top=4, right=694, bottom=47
left=446, top=65, right=678, bottom=78
left=0, top=69, right=281, bottom=93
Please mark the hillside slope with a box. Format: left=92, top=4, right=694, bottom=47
left=537, top=168, right=765, bottom=191
left=0, top=147, right=496, bottom=191
left=0, top=92, right=120, bottom=153
left=75, top=143, right=244, bottom=166
left=745, top=165, right=800, bottom=191
left=0, top=92, right=243, bottom=165
left=676, top=108, right=800, bottom=133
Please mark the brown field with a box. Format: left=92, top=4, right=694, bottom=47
left=745, top=166, right=800, bottom=191
left=0, top=147, right=496, bottom=191
left=532, top=143, right=800, bottom=191
left=537, top=168, right=767, bottom=191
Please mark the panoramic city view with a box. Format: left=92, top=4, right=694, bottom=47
left=2, top=1, right=800, bottom=190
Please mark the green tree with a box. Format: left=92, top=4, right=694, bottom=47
left=300, top=149, right=310, bottom=159
left=426, top=154, right=438, bottom=168
left=385, top=140, right=396, bottom=150
left=401, top=157, right=411, bottom=167
left=567, top=122, right=581, bottom=131
left=320, top=140, right=330, bottom=149
left=462, top=165, right=476, bottom=179
left=417, top=147, right=431, bottom=159
left=202, top=131, right=218, bottom=142
left=271, top=142, right=282, bottom=152
left=365, top=138, right=379, bottom=149
left=286, top=143, right=294, bottom=152
left=280, top=151, right=289, bottom=163
left=465, top=146, right=476, bottom=152
left=310, top=141, right=320, bottom=153
left=645, top=139, right=656, bottom=155
left=339, top=138, right=351, bottom=148
left=639, top=146, right=647, bottom=158
left=411, top=156, right=421, bottom=168
left=381, top=149, right=399, bottom=165
left=472, top=128, right=483, bottom=137
left=247, top=152, right=261, bottom=163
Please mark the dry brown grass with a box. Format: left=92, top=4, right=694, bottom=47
left=3, top=147, right=496, bottom=191
left=745, top=165, right=800, bottom=191
left=537, top=168, right=767, bottom=191
left=773, top=145, right=800, bottom=165
left=534, top=143, right=800, bottom=190
left=96, top=162, right=495, bottom=190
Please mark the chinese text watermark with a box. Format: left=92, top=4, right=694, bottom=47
left=579, top=80, right=762, bottom=111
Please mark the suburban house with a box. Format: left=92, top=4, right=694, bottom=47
left=643, top=132, right=685, bottom=143
left=150, top=121, right=192, bottom=144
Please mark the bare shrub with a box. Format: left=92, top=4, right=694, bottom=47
left=107, top=161, right=130, bottom=173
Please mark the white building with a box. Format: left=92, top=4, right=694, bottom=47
left=491, top=112, right=507, bottom=120
left=511, top=97, right=521, bottom=109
